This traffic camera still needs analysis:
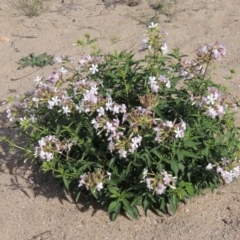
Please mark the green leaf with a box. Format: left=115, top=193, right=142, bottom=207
left=122, top=199, right=138, bottom=219
left=143, top=197, right=150, bottom=216
left=108, top=186, right=120, bottom=195
left=108, top=200, right=119, bottom=213
left=185, top=183, right=195, bottom=196
left=182, top=150, right=199, bottom=159
left=150, top=148, right=162, bottom=160
left=62, top=175, right=69, bottom=190
left=169, top=195, right=178, bottom=213
left=170, top=159, right=179, bottom=176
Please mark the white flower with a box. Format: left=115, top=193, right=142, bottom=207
left=148, top=76, right=157, bottom=85
left=165, top=79, right=171, bottom=88
left=165, top=121, right=173, bottom=128
left=19, top=117, right=27, bottom=123
left=76, top=102, right=84, bottom=113
left=55, top=56, right=62, bottom=63
left=112, top=105, right=120, bottom=114
left=104, top=122, right=115, bottom=133
left=97, top=107, right=105, bottom=117
left=51, top=96, right=60, bottom=106
left=206, top=94, right=217, bottom=105
left=174, top=127, right=184, bottom=138
left=148, top=22, right=158, bottom=29
left=30, top=114, right=36, bottom=122
left=91, top=119, right=100, bottom=130
left=90, top=85, right=98, bottom=95
left=161, top=43, right=168, bottom=55
left=118, top=149, right=127, bottom=158
left=62, top=106, right=71, bottom=115
left=45, top=152, right=53, bottom=161
left=180, top=119, right=187, bottom=130
left=96, top=182, right=103, bottom=191
left=206, top=163, right=213, bottom=170
left=131, top=135, right=142, bottom=150
left=107, top=172, right=112, bottom=180
left=200, top=45, right=208, bottom=54
left=105, top=99, right=113, bottom=111
left=59, top=67, right=67, bottom=74
left=142, top=168, right=148, bottom=179
left=146, top=178, right=153, bottom=189
left=89, top=64, right=99, bottom=74
left=32, top=97, right=39, bottom=108
left=34, top=76, right=42, bottom=84
left=38, top=138, right=46, bottom=148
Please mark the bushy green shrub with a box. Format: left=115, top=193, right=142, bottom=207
left=4, top=23, right=240, bottom=220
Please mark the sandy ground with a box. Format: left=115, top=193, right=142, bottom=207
left=1, top=0, right=240, bottom=239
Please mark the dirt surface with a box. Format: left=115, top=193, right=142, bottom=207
left=1, top=0, right=240, bottom=239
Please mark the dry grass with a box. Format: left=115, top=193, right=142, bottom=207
left=10, top=0, right=46, bottom=17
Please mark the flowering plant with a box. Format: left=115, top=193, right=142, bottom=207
left=4, top=23, right=240, bottom=220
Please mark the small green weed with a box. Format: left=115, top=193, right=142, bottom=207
left=11, top=0, right=45, bottom=17
left=125, top=0, right=141, bottom=6
left=109, top=36, right=122, bottom=45
left=17, top=52, right=54, bottom=69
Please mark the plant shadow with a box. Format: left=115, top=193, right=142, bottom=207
left=0, top=110, right=164, bottom=221
left=0, top=110, right=112, bottom=218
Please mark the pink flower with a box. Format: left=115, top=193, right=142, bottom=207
left=150, top=83, right=159, bottom=92
left=156, top=182, right=166, bottom=195
left=97, top=107, right=105, bottom=117
left=119, top=104, right=127, bottom=113
left=78, top=173, right=87, bottom=187
left=232, top=166, right=240, bottom=178
left=108, top=141, right=115, bottom=152
left=206, top=107, right=218, bottom=119
left=45, top=152, right=53, bottom=161
left=162, top=170, right=171, bottom=184
left=48, top=71, right=59, bottom=84
left=105, top=99, right=113, bottom=111
left=104, top=122, right=116, bottom=134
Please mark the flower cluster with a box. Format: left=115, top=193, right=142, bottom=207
left=179, top=58, right=205, bottom=79
left=153, top=118, right=186, bottom=142
left=197, top=42, right=226, bottom=61
left=148, top=75, right=171, bottom=92
left=191, top=86, right=236, bottom=119
left=55, top=54, right=74, bottom=65
left=140, top=22, right=168, bottom=54
left=34, top=135, right=68, bottom=161
left=143, top=168, right=177, bottom=195
left=206, top=159, right=240, bottom=184
left=78, top=54, right=104, bottom=74
left=217, top=165, right=240, bottom=184
left=178, top=43, right=226, bottom=80
left=78, top=169, right=111, bottom=192
left=6, top=100, right=27, bottom=122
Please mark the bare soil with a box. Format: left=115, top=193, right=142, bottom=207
left=1, top=0, right=240, bottom=239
